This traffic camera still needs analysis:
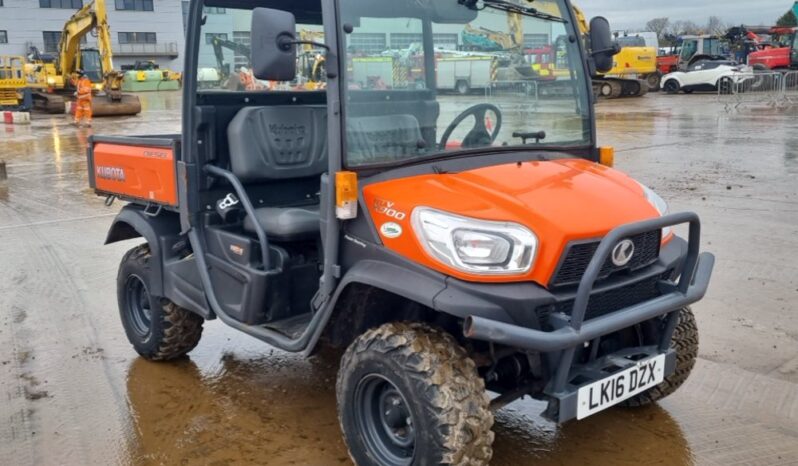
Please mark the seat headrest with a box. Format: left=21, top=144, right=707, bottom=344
left=346, top=114, right=423, bottom=165
left=227, top=106, right=328, bottom=182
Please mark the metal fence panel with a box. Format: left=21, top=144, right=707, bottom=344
left=718, top=71, right=790, bottom=110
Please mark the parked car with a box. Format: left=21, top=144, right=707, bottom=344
left=662, top=60, right=753, bottom=94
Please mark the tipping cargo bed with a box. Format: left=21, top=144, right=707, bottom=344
left=87, top=134, right=181, bottom=208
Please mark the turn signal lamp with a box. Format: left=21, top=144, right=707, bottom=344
left=599, top=146, right=615, bottom=167
left=336, top=171, right=358, bottom=220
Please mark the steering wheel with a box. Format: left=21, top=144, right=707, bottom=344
left=439, top=104, right=502, bottom=150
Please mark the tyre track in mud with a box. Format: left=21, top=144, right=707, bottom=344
left=0, top=196, right=132, bottom=465
left=0, top=293, right=36, bottom=466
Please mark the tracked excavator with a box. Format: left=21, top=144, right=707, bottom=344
left=211, top=32, right=326, bottom=91
left=25, top=0, right=141, bottom=116
left=529, top=1, right=649, bottom=98
left=571, top=5, right=650, bottom=98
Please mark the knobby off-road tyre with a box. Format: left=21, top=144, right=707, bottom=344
left=622, top=307, right=698, bottom=407
left=337, top=322, right=493, bottom=466
left=117, top=244, right=203, bottom=361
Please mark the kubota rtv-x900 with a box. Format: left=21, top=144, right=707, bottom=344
left=87, top=0, right=714, bottom=464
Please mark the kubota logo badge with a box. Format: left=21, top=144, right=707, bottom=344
left=96, top=166, right=126, bottom=182
left=611, top=239, right=635, bottom=266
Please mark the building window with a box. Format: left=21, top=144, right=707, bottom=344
left=390, top=33, right=457, bottom=51
left=118, top=32, right=157, bottom=44
left=205, top=33, right=228, bottom=45
left=42, top=31, right=86, bottom=53
left=203, top=6, right=225, bottom=14
left=232, top=31, right=250, bottom=68
left=349, top=33, right=387, bottom=54
left=433, top=33, right=459, bottom=50
left=43, top=31, right=61, bottom=53
left=0, top=31, right=7, bottom=44
left=390, top=33, right=422, bottom=50
left=523, top=34, right=549, bottom=49
left=115, top=0, right=153, bottom=11
left=40, top=0, right=82, bottom=8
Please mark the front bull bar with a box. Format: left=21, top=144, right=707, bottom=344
left=463, top=212, right=715, bottom=394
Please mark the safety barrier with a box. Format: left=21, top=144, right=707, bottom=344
left=782, top=70, right=798, bottom=105
left=718, top=70, right=798, bottom=110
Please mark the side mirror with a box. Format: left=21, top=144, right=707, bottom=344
left=251, top=8, right=297, bottom=81
left=588, top=16, right=619, bottom=74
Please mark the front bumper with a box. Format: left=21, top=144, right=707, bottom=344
left=460, top=212, right=715, bottom=422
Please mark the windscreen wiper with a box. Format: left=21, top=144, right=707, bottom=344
left=458, top=0, right=566, bottom=23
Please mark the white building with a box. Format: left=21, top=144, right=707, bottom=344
left=0, top=0, right=185, bottom=71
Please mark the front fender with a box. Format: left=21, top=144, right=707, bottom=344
left=330, top=259, right=517, bottom=324
left=105, top=205, right=181, bottom=297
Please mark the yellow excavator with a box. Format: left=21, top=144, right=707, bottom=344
left=571, top=4, right=656, bottom=98
left=25, top=0, right=141, bottom=115
left=530, top=1, right=654, bottom=98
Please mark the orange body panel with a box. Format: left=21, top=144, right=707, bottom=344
left=363, top=158, right=662, bottom=286
left=92, top=143, right=178, bottom=206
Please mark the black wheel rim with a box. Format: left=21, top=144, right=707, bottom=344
left=125, top=274, right=153, bottom=338
left=354, top=374, right=415, bottom=466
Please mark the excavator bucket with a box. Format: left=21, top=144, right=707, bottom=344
left=90, top=94, right=142, bottom=117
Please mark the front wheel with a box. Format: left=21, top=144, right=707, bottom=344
left=622, top=307, right=698, bottom=407
left=663, top=79, right=680, bottom=94
left=337, top=322, right=493, bottom=466
left=118, top=244, right=204, bottom=361
left=455, top=79, right=470, bottom=95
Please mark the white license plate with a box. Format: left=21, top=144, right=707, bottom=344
left=576, top=354, right=666, bottom=420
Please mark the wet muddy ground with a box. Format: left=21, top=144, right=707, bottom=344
left=1, top=91, right=797, bottom=465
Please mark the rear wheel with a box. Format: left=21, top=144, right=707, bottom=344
left=645, top=72, right=662, bottom=91
left=455, top=79, right=470, bottom=95
left=663, top=79, right=680, bottom=94
left=718, top=77, right=734, bottom=95
left=622, top=307, right=698, bottom=407
left=337, top=322, right=493, bottom=466
left=118, top=244, right=203, bottom=361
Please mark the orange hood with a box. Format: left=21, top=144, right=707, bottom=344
left=362, top=158, right=662, bottom=285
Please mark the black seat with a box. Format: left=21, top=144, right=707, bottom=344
left=242, top=205, right=320, bottom=241
left=227, top=106, right=328, bottom=241
left=346, top=114, right=424, bottom=165
left=227, top=105, right=424, bottom=240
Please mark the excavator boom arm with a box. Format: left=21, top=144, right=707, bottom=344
left=57, top=0, right=114, bottom=81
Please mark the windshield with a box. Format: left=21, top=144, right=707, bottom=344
left=680, top=40, right=697, bottom=60
left=80, top=50, right=103, bottom=83
left=341, top=0, right=591, bottom=168
left=195, top=5, right=325, bottom=91
left=616, top=36, right=646, bottom=48
left=792, top=33, right=798, bottom=64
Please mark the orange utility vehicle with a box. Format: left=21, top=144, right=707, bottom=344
left=88, top=0, right=714, bottom=464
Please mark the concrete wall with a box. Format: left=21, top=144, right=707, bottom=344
left=0, top=0, right=186, bottom=71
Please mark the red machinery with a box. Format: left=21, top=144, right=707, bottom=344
left=744, top=26, right=797, bottom=70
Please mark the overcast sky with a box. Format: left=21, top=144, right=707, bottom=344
left=576, top=0, right=795, bottom=30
